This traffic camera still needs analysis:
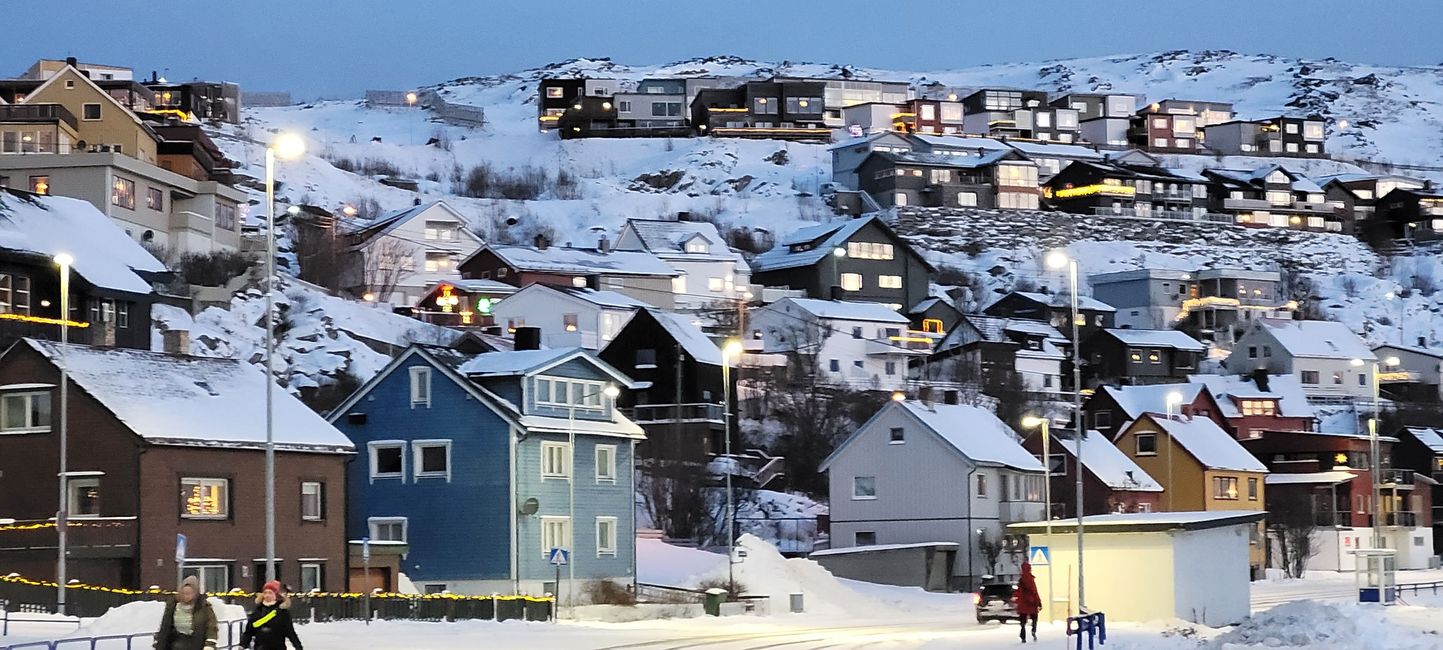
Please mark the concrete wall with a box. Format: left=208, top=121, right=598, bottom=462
left=812, top=545, right=955, bottom=591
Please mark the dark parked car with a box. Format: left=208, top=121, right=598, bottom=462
left=975, top=582, right=1019, bottom=623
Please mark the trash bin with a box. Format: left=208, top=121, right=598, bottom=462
left=704, top=588, right=729, bottom=616
left=789, top=593, right=804, bottom=613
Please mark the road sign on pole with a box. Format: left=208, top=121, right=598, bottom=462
left=1029, top=546, right=1051, bottom=566
left=175, top=534, right=188, bottom=588
left=548, top=548, right=569, bottom=566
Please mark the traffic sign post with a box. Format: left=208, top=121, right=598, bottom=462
left=175, top=534, right=187, bottom=589
left=1029, top=546, right=1050, bottom=566
left=548, top=548, right=569, bottom=616
left=362, top=538, right=372, bottom=624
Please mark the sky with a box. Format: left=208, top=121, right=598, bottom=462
left=4, top=0, right=1440, bottom=98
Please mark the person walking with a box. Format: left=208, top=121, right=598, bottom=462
left=241, top=580, right=303, bottom=650
left=154, top=576, right=219, bottom=650
left=1014, top=562, right=1042, bottom=644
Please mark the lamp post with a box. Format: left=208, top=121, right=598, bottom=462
left=1020, top=415, right=1054, bottom=621
left=54, top=252, right=73, bottom=614
left=1045, top=249, right=1085, bottom=612
left=722, top=340, right=744, bottom=594
left=1165, top=391, right=1183, bottom=511
left=1353, top=355, right=1400, bottom=546
left=1384, top=291, right=1404, bottom=345
left=567, top=383, right=621, bottom=608
left=830, top=246, right=846, bottom=297
left=263, top=133, right=305, bottom=583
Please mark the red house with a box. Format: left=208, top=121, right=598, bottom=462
left=1190, top=371, right=1316, bottom=439
left=1023, top=428, right=1163, bottom=517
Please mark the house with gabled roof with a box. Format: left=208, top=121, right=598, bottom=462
left=328, top=341, right=643, bottom=598
left=1226, top=319, right=1375, bottom=399
left=0, top=338, right=353, bottom=594
left=342, top=200, right=482, bottom=306
left=749, top=297, right=927, bottom=392
left=490, top=283, right=650, bottom=350
left=984, top=290, right=1116, bottom=342
left=822, top=399, right=1045, bottom=590
left=459, top=243, right=679, bottom=309
left=614, top=218, right=752, bottom=310
left=1204, top=165, right=1339, bottom=232
left=751, top=216, right=932, bottom=311
left=1082, top=382, right=1220, bottom=440
left=1082, top=327, right=1205, bottom=387
left=1393, top=426, right=1443, bottom=554
left=855, top=149, right=1041, bottom=211
left=1021, top=427, right=1163, bottom=517
left=920, top=313, right=1065, bottom=395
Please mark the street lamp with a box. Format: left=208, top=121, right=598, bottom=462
left=566, top=383, right=620, bottom=607
left=1045, top=248, right=1086, bottom=613
left=1352, top=355, right=1401, bottom=544
left=1165, top=391, right=1183, bottom=511
left=722, top=340, right=744, bottom=594
left=1020, top=415, right=1055, bottom=622
left=1385, top=291, right=1404, bottom=344
left=53, top=252, right=72, bottom=614
left=263, top=133, right=305, bottom=583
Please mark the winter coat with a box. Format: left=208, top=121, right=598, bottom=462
left=240, top=595, right=303, bottom=650
left=1014, top=563, right=1042, bottom=617
left=154, top=597, right=218, bottom=650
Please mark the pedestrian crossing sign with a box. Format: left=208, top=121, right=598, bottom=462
left=548, top=547, right=570, bottom=566
left=1028, top=546, right=1050, bottom=566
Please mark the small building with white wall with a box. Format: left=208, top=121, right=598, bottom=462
left=1008, top=510, right=1264, bottom=627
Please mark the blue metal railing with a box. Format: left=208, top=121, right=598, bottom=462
left=1066, top=611, right=1106, bottom=650
left=2, top=619, right=246, bottom=650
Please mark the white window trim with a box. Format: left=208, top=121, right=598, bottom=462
left=541, top=441, right=572, bottom=480
left=368, top=440, right=406, bottom=483
left=0, top=390, right=51, bottom=434
left=409, top=367, right=432, bottom=409
left=540, top=516, right=571, bottom=556
left=368, top=516, right=408, bottom=543
left=1136, top=433, right=1158, bottom=457
left=412, top=439, right=453, bottom=482
left=299, top=562, right=324, bottom=593
left=852, top=476, right=878, bottom=500
left=67, top=477, right=101, bottom=518
left=300, top=481, right=324, bottom=521
left=595, top=444, right=618, bottom=484
left=536, top=377, right=607, bottom=411
left=596, top=516, right=618, bottom=557
left=180, top=477, right=229, bottom=520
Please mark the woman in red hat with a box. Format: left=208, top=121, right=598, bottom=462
left=1014, top=562, right=1042, bottom=644
left=241, top=581, right=303, bottom=650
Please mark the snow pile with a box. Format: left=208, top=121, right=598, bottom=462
left=636, top=538, right=727, bottom=586
left=64, top=599, right=247, bottom=640
left=696, top=534, right=897, bottom=617
left=1210, top=601, right=1437, bottom=649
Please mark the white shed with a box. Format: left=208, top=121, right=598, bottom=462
left=1007, top=510, right=1264, bottom=627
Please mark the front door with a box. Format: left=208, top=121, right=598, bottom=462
left=348, top=566, right=390, bottom=593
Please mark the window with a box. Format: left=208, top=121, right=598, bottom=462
left=1301, top=370, right=1320, bottom=385
left=0, top=274, right=30, bottom=315
left=1285, top=123, right=1299, bottom=134
left=82, top=103, right=101, bottom=120
left=839, top=273, right=862, bottom=291
left=877, top=275, right=903, bottom=289
left=635, top=349, right=657, bottom=368
left=29, top=176, right=49, bottom=195
left=183, top=565, right=230, bottom=594
left=829, top=359, right=840, bottom=372
left=562, top=313, right=579, bottom=332
left=1303, top=122, right=1324, bottom=140
left=181, top=477, right=229, bottom=519
left=424, top=221, right=458, bottom=241
left=1240, top=400, right=1276, bottom=417
left=68, top=478, right=101, bottom=517
left=595, top=445, right=617, bottom=482
left=1333, top=371, right=1344, bottom=385
left=893, top=192, right=908, bottom=207
left=976, top=474, right=988, bottom=497
left=1093, top=411, right=1112, bottom=429
left=852, top=476, right=877, bottom=499
left=957, top=192, right=978, bottom=207
left=1148, top=349, right=1161, bottom=364
left=1358, top=373, right=1367, bottom=387
left=424, top=251, right=455, bottom=272
left=536, top=378, right=607, bottom=410
left=541, top=441, right=570, bottom=479
left=1, top=391, right=51, bottom=433
left=852, top=360, right=864, bottom=369
left=753, top=97, right=777, bottom=115
left=301, top=482, right=323, bottom=521
left=616, top=100, right=631, bottom=113
left=369, top=517, right=407, bottom=543
left=111, top=177, right=135, bottom=210
left=1266, top=191, right=1292, bottom=206
left=685, top=239, right=709, bottom=254
left=854, top=531, right=877, bottom=546
left=846, top=242, right=895, bottom=260
left=351, top=439, right=400, bottom=485
left=410, top=367, right=431, bottom=408
left=884, top=361, right=897, bottom=376
left=1154, top=138, right=1169, bottom=148
left=1213, top=476, right=1240, bottom=500
left=146, top=187, right=163, bottom=211
left=1248, top=478, right=1259, bottom=501
left=998, top=192, right=1040, bottom=210
left=300, top=564, right=323, bottom=593
left=929, top=169, right=951, bottom=184
left=413, top=440, right=451, bottom=480
left=216, top=203, right=237, bottom=231
left=541, top=516, right=571, bottom=554
left=707, top=277, right=724, bottom=292
left=546, top=87, right=565, bottom=99
left=1136, top=433, right=1158, bottom=456
left=922, top=319, right=944, bottom=334
left=1263, top=346, right=1272, bottom=358
left=1130, top=350, right=1143, bottom=362
left=850, top=326, right=863, bottom=339
left=596, top=517, right=618, bottom=556
left=889, top=427, right=905, bottom=443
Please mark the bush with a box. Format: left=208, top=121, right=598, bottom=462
left=176, top=250, right=257, bottom=287
left=695, top=577, right=748, bottom=600
left=457, top=163, right=564, bottom=201
left=583, top=580, right=637, bottom=606
left=322, top=154, right=404, bottom=178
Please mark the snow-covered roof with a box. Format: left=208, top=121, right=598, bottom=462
left=1188, top=374, right=1314, bottom=419
left=427, top=279, right=520, bottom=295
left=486, top=245, right=678, bottom=277
left=649, top=309, right=724, bottom=366
left=1011, top=291, right=1117, bottom=313
left=1005, top=141, right=1106, bottom=160
left=1265, top=471, right=1356, bottom=485
left=21, top=339, right=353, bottom=453
left=1373, top=343, right=1443, bottom=360
left=1098, top=384, right=1206, bottom=421
left=754, top=217, right=891, bottom=273
left=1144, top=415, right=1269, bottom=473
left=810, top=542, right=959, bottom=557
left=1102, top=328, right=1205, bottom=351
left=871, top=149, right=1023, bottom=169
left=621, top=219, right=746, bottom=264
left=1402, top=427, right=1443, bottom=454
left=1009, top=510, right=1267, bottom=533
left=350, top=200, right=468, bottom=246
left=456, top=347, right=578, bottom=377
left=0, top=190, right=167, bottom=294
left=1291, top=177, right=1325, bottom=193
left=911, top=134, right=1012, bottom=151
left=1055, top=432, right=1163, bottom=492
left=899, top=401, right=1044, bottom=472
left=558, top=287, right=652, bottom=309
left=781, top=298, right=909, bottom=323
left=1255, top=319, right=1374, bottom=360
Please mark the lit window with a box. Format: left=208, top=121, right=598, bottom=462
left=1213, top=476, right=1240, bottom=500
left=846, top=242, right=895, bottom=260
left=181, top=477, right=229, bottom=519
left=1241, top=400, right=1277, bottom=417
left=708, top=277, right=724, bottom=292
left=571, top=277, right=587, bottom=288
left=957, top=192, right=978, bottom=207
left=546, top=87, right=565, bottom=99
left=853, top=476, right=877, bottom=499
left=1148, top=349, right=1161, bottom=364
left=0, top=274, right=31, bottom=316
left=922, top=319, right=944, bottom=334
left=424, top=221, right=457, bottom=241
left=424, top=251, right=454, bottom=273
left=542, top=441, right=571, bottom=478
left=877, top=275, right=902, bottom=289
left=301, top=482, right=323, bottom=521
left=0, top=391, right=50, bottom=432
left=840, top=273, right=863, bottom=291
left=563, top=313, right=579, bottom=332
left=146, top=187, right=163, bottom=211
left=111, top=177, right=135, bottom=210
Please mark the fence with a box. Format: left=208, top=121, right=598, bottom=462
left=733, top=517, right=819, bottom=555
left=1, top=619, right=250, bottom=650
left=419, top=91, right=485, bottom=127
left=1396, top=580, right=1443, bottom=597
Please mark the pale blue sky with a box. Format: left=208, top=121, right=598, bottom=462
left=5, top=0, right=1438, bottom=98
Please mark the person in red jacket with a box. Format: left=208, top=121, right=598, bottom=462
left=1014, top=562, right=1042, bottom=643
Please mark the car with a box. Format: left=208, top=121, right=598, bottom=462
left=974, top=582, right=1019, bottom=624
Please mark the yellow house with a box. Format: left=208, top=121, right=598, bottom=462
left=20, top=66, right=158, bottom=163
left=1116, top=413, right=1270, bottom=572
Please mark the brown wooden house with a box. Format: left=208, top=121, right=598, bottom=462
left=0, top=338, right=354, bottom=593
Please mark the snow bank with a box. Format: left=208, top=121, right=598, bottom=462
left=636, top=538, right=726, bottom=586
left=1210, top=601, right=1437, bottom=649
left=64, top=599, right=247, bottom=640
left=696, top=534, right=900, bottom=618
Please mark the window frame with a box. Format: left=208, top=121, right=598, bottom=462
left=541, top=516, right=571, bottom=556
left=82, top=103, right=102, bottom=121
left=839, top=272, right=863, bottom=292
left=595, top=444, right=617, bottom=483
left=368, top=440, right=406, bottom=482
left=110, top=176, right=135, bottom=210
left=409, top=366, right=431, bottom=408
left=183, top=565, right=230, bottom=594
left=412, top=439, right=452, bottom=481
left=180, top=477, right=230, bottom=520
left=541, top=441, right=571, bottom=479
left=596, top=516, right=618, bottom=557
left=300, top=481, right=324, bottom=522
left=854, top=531, right=877, bottom=546
left=888, top=427, right=905, bottom=444
left=299, top=563, right=324, bottom=593
left=0, top=390, right=51, bottom=433
left=1213, top=476, right=1240, bottom=501
left=146, top=186, right=163, bottom=211
left=67, top=477, right=102, bottom=518
left=368, top=516, right=408, bottom=543
left=1135, top=433, right=1158, bottom=456
left=852, top=476, right=877, bottom=500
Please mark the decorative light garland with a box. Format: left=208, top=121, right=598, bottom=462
left=0, top=313, right=90, bottom=328
left=0, top=574, right=554, bottom=602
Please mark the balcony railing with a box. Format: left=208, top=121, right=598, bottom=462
left=1089, top=207, right=1232, bottom=223
left=0, top=103, right=78, bottom=130
left=0, top=517, right=137, bottom=557
left=622, top=402, right=724, bottom=425
left=1380, top=469, right=1417, bottom=487
left=1315, top=510, right=1354, bottom=527
left=1385, top=511, right=1419, bottom=528
left=998, top=501, right=1041, bottom=523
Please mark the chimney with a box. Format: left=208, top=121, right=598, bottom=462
left=917, top=386, right=933, bottom=404
left=533, top=233, right=550, bottom=250
left=513, top=326, right=542, bottom=351
left=597, top=234, right=610, bottom=253
left=162, top=329, right=190, bottom=355
left=1420, top=336, right=1427, bottom=347
left=100, top=322, right=116, bottom=347
left=66, top=57, right=78, bottom=68
left=676, top=211, right=692, bottom=222
left=413, top=197, right=422, bottom=206
left=1250, top=367, right=1270, bottom=392
left=943, top=389, right=960, bottom=405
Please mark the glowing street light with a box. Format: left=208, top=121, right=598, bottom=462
left=1044, top=248, right=1086, bottom=613
left=1020, top=415, right=1055, bottom=622
left=1164, top=391, right=1184, bottom=510
left=53, top=252, right=73, bottom=613
left=721, top=340, right=746, bottom=594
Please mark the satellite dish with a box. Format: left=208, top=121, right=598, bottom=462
left=519, top=497, right=539, bottom=516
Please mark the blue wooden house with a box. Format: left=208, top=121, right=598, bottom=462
left=328, top=343, right=644, bottom=599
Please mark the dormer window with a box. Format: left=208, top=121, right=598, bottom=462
left=683, top=236, right=710, bottom=254
left=1240, top=399, right=1277, bottom=417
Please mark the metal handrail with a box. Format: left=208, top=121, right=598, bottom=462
left=1, top=619, right=246, bottom=650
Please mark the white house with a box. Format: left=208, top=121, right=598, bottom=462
left=614, top=219, right=752, bottom=311
left=490, top=283, right=650, bottom=350
left=748, top=298, right=925, bottom=391
left=1226, top=319, right=1376, bottom=400
left=821, top=400, right=1046, bottom=590
left=347, top=200, right=483, bottom=306
left=1372, top=343, right=1443, bottom=402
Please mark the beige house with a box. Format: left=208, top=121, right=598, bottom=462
left=344, top=201, right=484, bottom=306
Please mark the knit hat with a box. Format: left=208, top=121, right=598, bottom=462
left=180, top=575, right=201, bottom=593
left=262, top=580, right=283, bottom=596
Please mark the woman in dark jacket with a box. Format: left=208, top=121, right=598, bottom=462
left=1013, top=562, right=1042, bottom=644
left=154, top=576, right=219, bottom=650
left=241, top=581, right=303, bottom=650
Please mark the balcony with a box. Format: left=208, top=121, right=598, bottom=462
left=864, top=334, right=936, bottom=356
left=623, top=402, right=724, bottom=425
left=1379, top=469, right=1417, bottom=488
left=1384, top=511, right=1419, bottom=528
left=1315, top=510, right=1354, bottom=527
left=0, top=518, right=137, bottom=558
left=1223, top=198, right=1272, bottom=210
left=0, top=104, right=78, bottom=131
left=999, top=501, right=1041, bottom=523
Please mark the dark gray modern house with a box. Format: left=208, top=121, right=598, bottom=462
left=750, top=215, right=932, bottom=311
